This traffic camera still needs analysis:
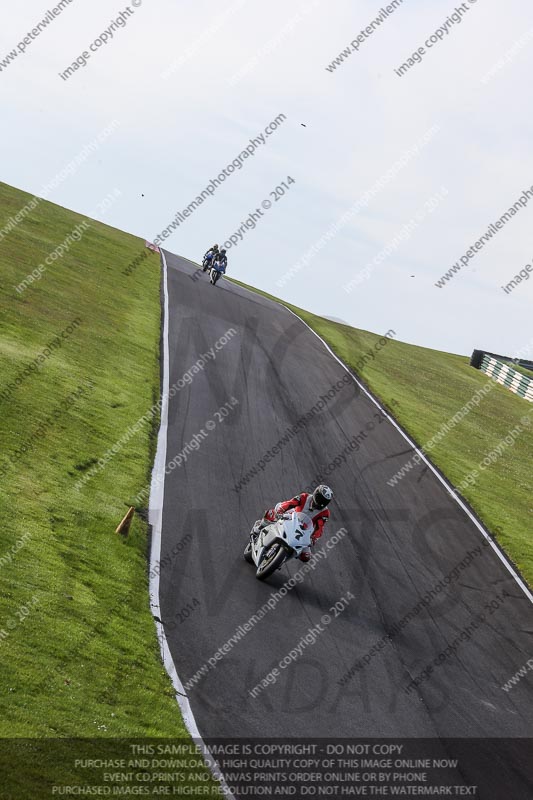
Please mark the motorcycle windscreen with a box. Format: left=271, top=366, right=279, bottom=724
left=278, top=512, right=314, bottom=551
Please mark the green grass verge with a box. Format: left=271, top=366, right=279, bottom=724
left=228, top=278, right=533, bottom=588
left=0, top=181, right=188, bottom=738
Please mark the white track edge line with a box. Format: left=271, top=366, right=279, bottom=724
left=280, top=306, right=533, bottom=604
left=193, top=272, right=532, bottom=601
left=148, top=249, right=235, bottom=798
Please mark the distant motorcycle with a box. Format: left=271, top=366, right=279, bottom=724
left=210, top=264, right=225, bottom=286
left=243, top=511, right=314, bottom=580
left=202, top=254, right=213, bottom=272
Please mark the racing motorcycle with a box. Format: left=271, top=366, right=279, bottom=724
left=202, top=254, right=213, bottom=272
left=243, top=511, right=314, bottom=581
left=210, top=264, right=225, bottom=286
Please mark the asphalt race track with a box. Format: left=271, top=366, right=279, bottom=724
left=156, top=251, right=533, bottom=792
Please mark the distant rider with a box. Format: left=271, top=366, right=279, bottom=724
left=203, top=244, right=219, bottom=270
left=255, top=485, right=334, bottom=562
left=212, top=248, right=228, bottom=274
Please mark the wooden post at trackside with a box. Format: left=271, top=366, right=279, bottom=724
left=116, top=506, right=135, bottom=537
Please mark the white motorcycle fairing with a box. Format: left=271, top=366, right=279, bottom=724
left=244, top=511, right=314, bottom=581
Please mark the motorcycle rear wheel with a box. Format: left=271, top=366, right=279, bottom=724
left=255, top=544, right=286, bottom=580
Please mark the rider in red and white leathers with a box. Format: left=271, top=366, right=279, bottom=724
left=258, top=485, right=334, bottom=562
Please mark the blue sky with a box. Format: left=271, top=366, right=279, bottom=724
left=2, top=0, right=532, bottom=356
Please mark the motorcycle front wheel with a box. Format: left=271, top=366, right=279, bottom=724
left=255, top=544, right=287, bottom=581
left=243, top=540, right=254, bottom=564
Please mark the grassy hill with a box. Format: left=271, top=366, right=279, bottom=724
left=0, top=181, right=186, bottom=738
left=1, top=176, right=531, bottom=755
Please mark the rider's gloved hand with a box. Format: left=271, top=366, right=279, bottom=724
left=299, top=549, right=311, bottom=562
